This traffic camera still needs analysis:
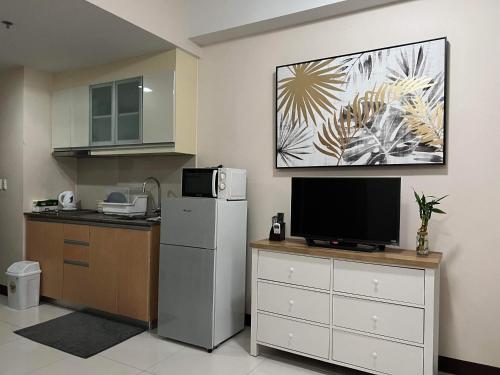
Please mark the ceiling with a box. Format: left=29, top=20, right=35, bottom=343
left=0, top=0, right=175, bottom=73
left=187, top=0, right=407, bottom=46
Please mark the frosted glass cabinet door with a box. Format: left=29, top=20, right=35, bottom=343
left=116, top=77, right=142, bottom=144
left=90, top=83, right=113, bottom=145
left=143, top=71, right=174, bottom=144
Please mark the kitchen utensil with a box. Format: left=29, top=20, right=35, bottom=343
left=58, top=191, right=77, bottom=211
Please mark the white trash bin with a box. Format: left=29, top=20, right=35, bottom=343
left=6, top=261, right=41, bottom=310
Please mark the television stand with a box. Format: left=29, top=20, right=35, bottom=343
left=305, top=238, right=385, bottom=252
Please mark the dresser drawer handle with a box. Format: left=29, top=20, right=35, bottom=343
left=289, top=300, right=294, bottom=305
left=289, top=267, right=295, bottom=273
left=373, top=279, right=379, bottom=291
left=288, top=333, right=294, bottom=339
left=372, top=352, right=378, bottom=359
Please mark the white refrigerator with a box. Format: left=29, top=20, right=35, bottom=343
left=157, top=197, right=248, bottom=351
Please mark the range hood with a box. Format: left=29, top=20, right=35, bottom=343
left=52, top=149, right=91, bottom=157
left=52, top=142, right=180, bottom=157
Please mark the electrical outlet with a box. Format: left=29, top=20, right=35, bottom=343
left=3, top=179, right=7, bottom=190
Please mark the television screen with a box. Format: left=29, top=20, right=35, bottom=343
left=291, top=177, right=401, bottom=246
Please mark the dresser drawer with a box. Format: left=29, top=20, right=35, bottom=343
left=333, top=295, right=424, bottom=343
left=258, top=251, right=330, bottom=290
left=332, top=329, right=423, bottom=375
left=333, top=260, right=424, bottom=305
left=258, top=282, right=330, bottom=324
left=257, top=313, right=330, bottom=359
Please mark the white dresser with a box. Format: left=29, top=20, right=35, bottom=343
left=250, top=239, right=442, bottom=375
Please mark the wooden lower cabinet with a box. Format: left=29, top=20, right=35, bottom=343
left=62, top=263, right=91, bottom=305
left=88, top=226, right=119, bottom=314
left=25, top=219, right=160, bottom=323
left=26, top=221, right=64, bottom=299
left=116, top=226, right=160, bottom=321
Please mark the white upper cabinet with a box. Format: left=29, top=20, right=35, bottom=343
left=71, top=85, right=90, bottom=148
left=51, top=89, right=72, bottom=149
left=142, top=70, right=175, bottom=144
left=51, top=49, right=197, bottom=155
left=52, top=86, right=89, bottom=149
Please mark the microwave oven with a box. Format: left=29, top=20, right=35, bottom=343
left=182, top=167, right=247, bottom=200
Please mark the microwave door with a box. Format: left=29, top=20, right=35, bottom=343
left=182, top=169, right=218, bottom=198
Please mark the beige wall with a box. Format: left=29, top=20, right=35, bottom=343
left=0, top=68, right=25, bottom=286
left=76, top=155, right=195, bottom=210
left=22, top=68, right=77, bottom=213
left=0, top=68, right=77, bottom=285
left=197, top=0, right=500, bottom=367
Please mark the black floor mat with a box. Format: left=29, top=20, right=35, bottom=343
left=14, top=311, right=145, bottom=358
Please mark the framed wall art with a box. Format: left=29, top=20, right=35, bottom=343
left=275, top=37, right=447, bottom=168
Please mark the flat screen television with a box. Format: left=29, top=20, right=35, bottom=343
left=291, top=177, right=401, bottom=251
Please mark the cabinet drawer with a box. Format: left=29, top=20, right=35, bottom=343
left=332, top=329, right=423, bottom=375
left=63, top=243, right=89, bottom=263
left=258, top=251, right=330, bottom=290
left=63, top=224, right=90, bottom=243
left=62, top=263, right=90, bottom=306
left=258, top=282, right=330, bottom=324
left=257, top=313, right=330, bottom=359
left=333, top=295, right=424, bottom=343
left=333, top=260, right=424, bottom=305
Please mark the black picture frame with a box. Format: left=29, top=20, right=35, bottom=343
left=275, top=37, right=448, bottom=169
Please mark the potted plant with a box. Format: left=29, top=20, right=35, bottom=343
left=413, top=190, right=448, bottom=255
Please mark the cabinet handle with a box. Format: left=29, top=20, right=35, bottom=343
left=289, top=267, right=294, bottom=273
left=289, top=300, right=294, bottom=305
left=63, top=259, right=89, bottom=268
left=373, top=279, right=379, bottom=291
left=288, top=333, right=294, bottom=339
left=372, top=352, right=378, bottom=359
left=372, top=315, right=378, bottom=321
left=64, top=239, right=89, bottom=247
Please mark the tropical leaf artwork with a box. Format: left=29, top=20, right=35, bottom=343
left=277, top=59, right=345, bottom=127
left=277, top=115, right=313, bottom=166
left=276, top=38, right=447, bottom=167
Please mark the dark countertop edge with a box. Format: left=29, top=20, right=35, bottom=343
left=24, top=213, right=160, bottom=231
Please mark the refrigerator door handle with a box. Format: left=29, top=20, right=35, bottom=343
left=211, top=170, right=217, bottom=198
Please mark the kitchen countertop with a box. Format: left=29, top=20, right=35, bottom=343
left=25, top=210, right=160, bottom=230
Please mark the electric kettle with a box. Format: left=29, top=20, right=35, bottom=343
left=58, top=191, right=77, bottom=210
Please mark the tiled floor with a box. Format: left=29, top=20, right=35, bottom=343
left=0, top=296, right=452, bottom=374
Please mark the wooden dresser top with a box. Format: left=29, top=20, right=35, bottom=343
left=250, top=238, right=442, bottom=269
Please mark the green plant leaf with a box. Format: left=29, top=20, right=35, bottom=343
left=434, top=195, right=449, bottom=202
left=432, top=208, right=446, bottom=214
left=414, top=190, right=422, bottom=206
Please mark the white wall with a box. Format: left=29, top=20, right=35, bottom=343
left=0, top=69, right=25, bottom=286
left=197, top=0, right=500, bottom=367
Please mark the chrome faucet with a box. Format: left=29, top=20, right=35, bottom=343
left=142, top=177, right=161, bottom=215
